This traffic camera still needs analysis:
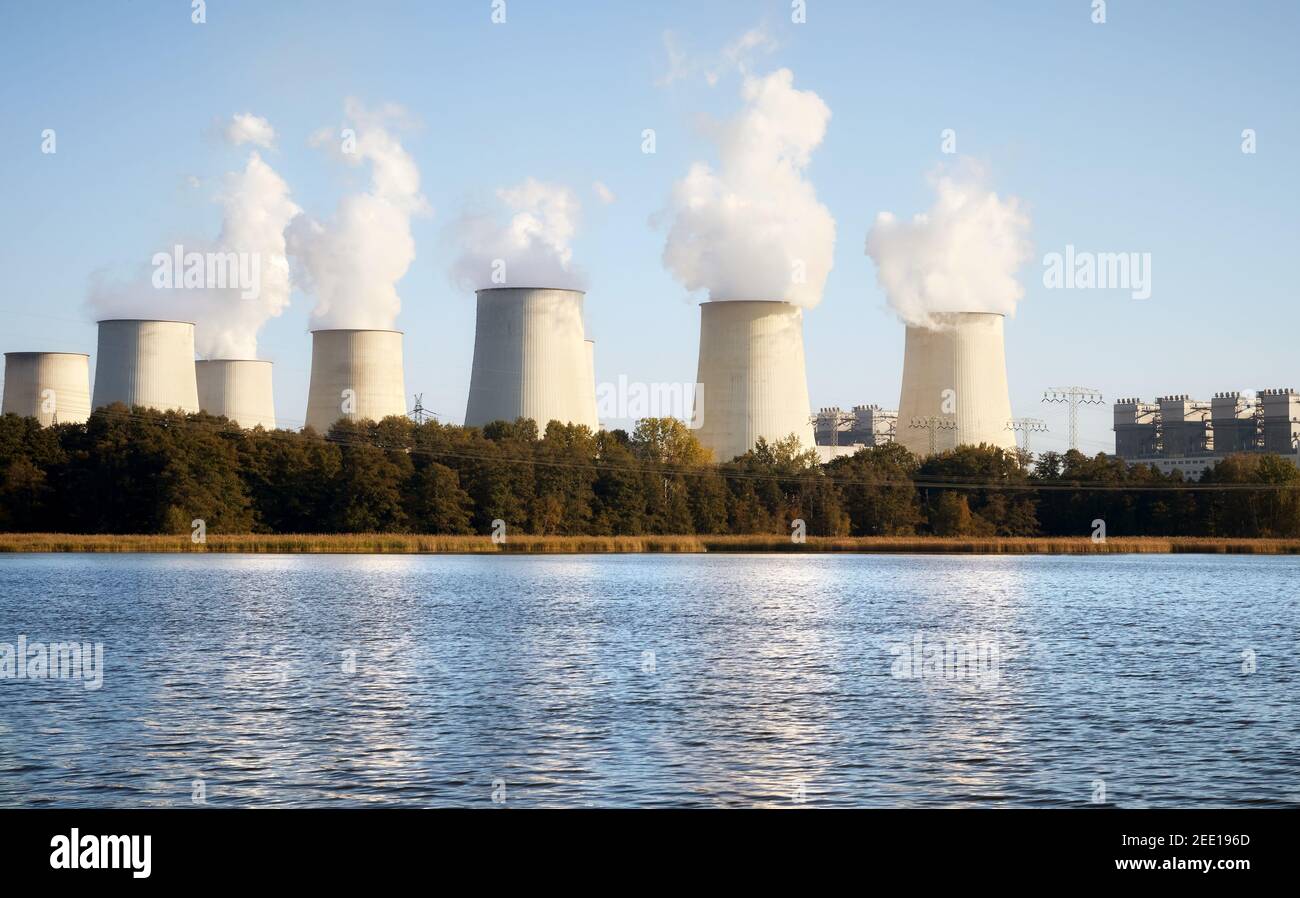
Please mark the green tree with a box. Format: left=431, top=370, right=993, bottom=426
left=826, top=443, right=923, bottom=536
left=918, top=445, right=1037, bottom=536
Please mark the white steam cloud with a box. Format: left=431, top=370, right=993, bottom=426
left=866, top=166, right=1033, bottom=329
left=660, top=67, right=835, bottom=308
left=449, top=178, right=585, bottom=291
left=88, top=116, right=300, bottom=359
left=225, top=113, right=276, bottom=148
left=288, top=100, right=428, bottom=330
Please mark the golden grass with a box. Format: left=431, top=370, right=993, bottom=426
left=3, top=533, right=1300, bottom=555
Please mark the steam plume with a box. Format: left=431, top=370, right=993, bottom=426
left=224, top=113, right=276, bottom=149
left=88, top=115, right=300, bottom=359
left=288, top=100, right=427, bottom=329
left=449, top=178, right=585, bottom=291
left=865, top=166, right=1033, bottom=329
left=660, top=67, right=835, bottom=308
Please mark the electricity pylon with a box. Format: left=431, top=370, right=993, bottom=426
left=810, top=409, right=855, bottom=447
left=1042, top=387, right=1103, bottom=451
left=410, top=393, right=439, bottom=424
left=1007, top=417, right=1048, bottom=453
left=909, top=415, right=958, bottom=455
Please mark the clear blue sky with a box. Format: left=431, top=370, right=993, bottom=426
left=1, top=0, right=1296, bottom=453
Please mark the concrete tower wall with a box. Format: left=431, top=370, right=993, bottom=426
left=305, top=329, right=407, bottom=432
left=464, top=288, right=597, bottom=430
left=896, top=312, right=1016, bottom=457
left=583, top=338, right=599, bottom=430
left=92, top=319, right=199, bottom=414
left=692, top=300, right=815, bottom=462
left=196, top=359, right=276, bottom=430
left=2, top=352, right=91, bottom=426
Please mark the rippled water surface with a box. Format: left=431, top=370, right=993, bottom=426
left=0, top=553, right=1297, bottom=808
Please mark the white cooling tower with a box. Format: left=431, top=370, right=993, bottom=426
left=692, top=300, right=815, bottom=462
left=464, top=287, right=598, bottom=430
left=195, top=359, right=276, bottom=430
left=896, top=311, right=1016, bottom=457
left=92, top=319, right=200, bottom=414
left=583, top=338, right=599, bottom=429
left=305, top=329, right=407, bottom=432
left=2, top=352, right=91, bottom=426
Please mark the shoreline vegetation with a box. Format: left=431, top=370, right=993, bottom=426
left=4, top=533, right=1300, bottom=555
left=8, top=407, right=1300, bottom=545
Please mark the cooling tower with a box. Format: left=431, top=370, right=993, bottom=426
left=583, top=339, right=599, bottom=429
left=2, top=352, right=91, bottom=426
left=464, top=287, right=598, bottom=430
left=305, top=329, right=407, bottom=432
left=896, top=311, right=1016, bottom=457
left=195, top=359, right=276, bottom=430
left=92, top=319, right=200, bottom=414
left=692, top=300, right=815, bottom=462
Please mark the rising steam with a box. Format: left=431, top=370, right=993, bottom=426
left=288, top=100, right=428, bottom=329
left=865, top=166, right=1033, bottom=329
left=88, top=114, right=300, bottom=359
left=449, top=178, right=585, bottom=291
left=660, top=67, right=835, bottom=308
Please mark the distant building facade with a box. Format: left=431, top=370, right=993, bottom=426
left=813, top=404, right=897, bottom=463
left=1113, top=388, right=1300, bottom=478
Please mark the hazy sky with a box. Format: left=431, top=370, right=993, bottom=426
left=1, top=0, right=1296, bottom=454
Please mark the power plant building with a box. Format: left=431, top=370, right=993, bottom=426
left=813, top=404, right=897, bottom=462
left=1210, top=392, right=1255, bottom=454
left=305, top=329, right=408, bottom=432
left=464, top=287, right=598, bottom=431
left=895, top=312, right=1016, bottom=457
left=92, top=319, right=200, bottom=414
left=691, top=300, right=815, bottom=462
left=1113, top=388, right=1300, bottom=477
left=196, top=359, right=276, bottom=430
left=1259, top=388, right=1300, bottom=453
left=2, top=352, right=91, bottom=426
left=1113, top=397, right=1160, bottom=458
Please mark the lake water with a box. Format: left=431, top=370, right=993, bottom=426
left=0, top=553, right=1296, bottom=808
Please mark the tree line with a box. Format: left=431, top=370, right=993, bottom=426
left=2, top=404, right=1300, bottom=537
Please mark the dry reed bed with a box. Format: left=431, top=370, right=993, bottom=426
left=3, top=533, right=1300, bottom=555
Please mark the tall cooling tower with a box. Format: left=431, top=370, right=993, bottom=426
left=583, top=339, right=599, bottom=429
left=896, top=311, right=1016, bottom=457
left=2, top=352, right=91, bottom=426
left=693, top=300, right=815, bottom=462
left=92, top=319, right=200, bottom=414
left=464, top=287, right=598, bottom=430
left=305, top=329, right=407, bottom=432
left=195, top=359, right=276, bottom=430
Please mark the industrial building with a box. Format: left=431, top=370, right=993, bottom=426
left=196, top=359, right=276, bottom=430
left=812, top=405, right=897, bottom=462
left=1113, top=389, right=1300, bottom=477
left=464, top=287, right=598, bottom=431
left=895, top=312, right=1017, bottom=457
left=92, top=319, right=200, bottom=415
left=2, top=352, right=91, bottom=426
left=692, top=300, right=816, bottom=462
left=305, top=329, right=408, bottom=432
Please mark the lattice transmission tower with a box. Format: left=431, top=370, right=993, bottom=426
left=1042, top=387, right=1103, bottom=451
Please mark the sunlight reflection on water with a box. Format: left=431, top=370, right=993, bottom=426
left=0, top=552, right=1296, bottom=808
